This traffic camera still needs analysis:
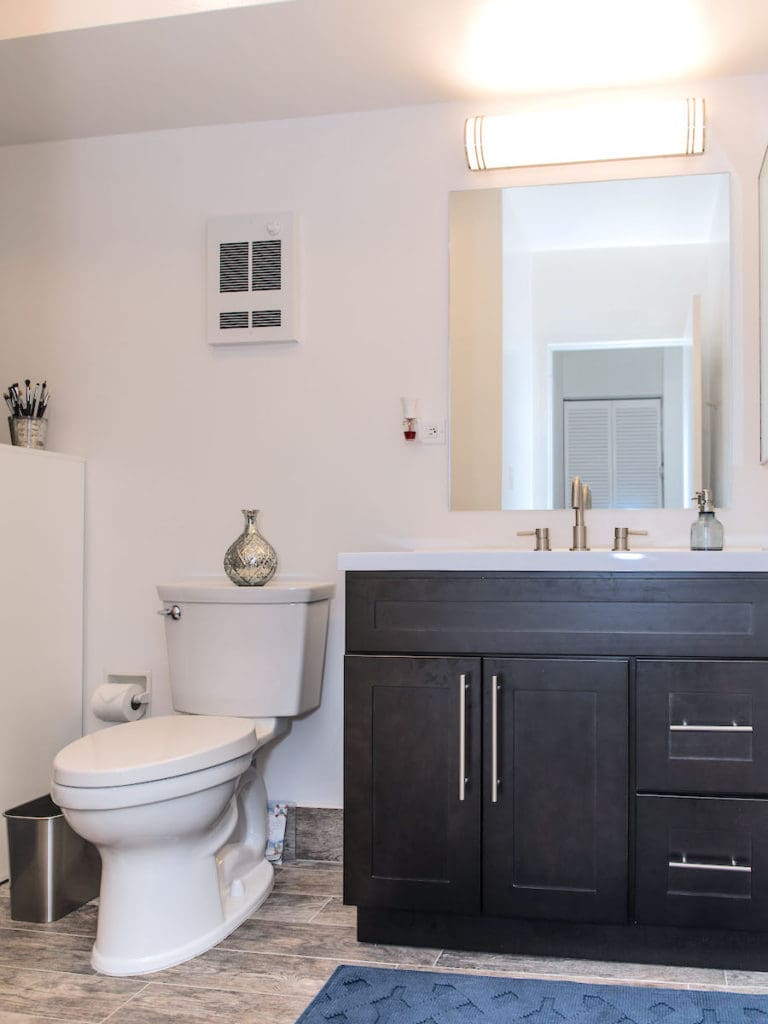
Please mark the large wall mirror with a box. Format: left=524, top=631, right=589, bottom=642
left=450, top=173, right=731, bottom=511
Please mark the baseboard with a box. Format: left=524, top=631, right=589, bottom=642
left=357, top=907, right=768, bottom=972
left=283, top=806, right=343, bottom=862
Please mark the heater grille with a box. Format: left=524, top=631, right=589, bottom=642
left=220, top=311, right=249, bottom=330
left=219, top=242, right=249, bottom=292
left=207, top=212, right=298, bottom=344
left=252, top=310, right=282, bottom=327
left=252, top=240, right=282, bottom=291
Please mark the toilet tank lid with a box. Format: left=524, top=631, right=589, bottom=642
left=156, top=577, right=335, bottom=604
left=53, top=715, right=259, bottom=788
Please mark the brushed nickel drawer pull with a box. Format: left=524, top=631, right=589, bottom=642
left=670, top=722, right=753, bottom=733
left=491, top=674, right=501, bottom=804
left=459, top=674, right=469, bottom=802
left=669, top=856, right=752, bottom=874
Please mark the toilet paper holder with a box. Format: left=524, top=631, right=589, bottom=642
left=92, top=673, right=152, bottom=723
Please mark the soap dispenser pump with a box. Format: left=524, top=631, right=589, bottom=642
left=690, top=489, right=724, bottom=551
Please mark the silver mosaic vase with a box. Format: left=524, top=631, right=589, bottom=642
left=223, top=509, right=278, bottom=586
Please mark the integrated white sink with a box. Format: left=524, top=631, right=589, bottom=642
left=337, top=549, right=768, bottom=572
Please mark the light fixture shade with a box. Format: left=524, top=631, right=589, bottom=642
left=465, top=98, right=705, bottom=171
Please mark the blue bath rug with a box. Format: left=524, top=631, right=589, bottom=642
left=295, top=964, right=768, bottom=1023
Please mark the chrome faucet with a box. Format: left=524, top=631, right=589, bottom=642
left=570, top=476, right=591, bottom=551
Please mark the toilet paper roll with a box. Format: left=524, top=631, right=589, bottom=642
left=91, top=683, right=147, bottom=723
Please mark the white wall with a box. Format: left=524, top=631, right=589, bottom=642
left=2, top=76, right=768, bottom=807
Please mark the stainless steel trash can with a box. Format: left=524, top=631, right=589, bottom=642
left=3, top=795, right=101, bottom=922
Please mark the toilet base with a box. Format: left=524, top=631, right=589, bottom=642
left=86, top=762, right=276, bottom=977
left=92, top=855, right=273, bottom=977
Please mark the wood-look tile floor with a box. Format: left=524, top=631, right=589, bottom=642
left=0, top=861, right=765, bottom=1024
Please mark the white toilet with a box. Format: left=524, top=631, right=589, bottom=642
left=51, top=577, right=334, bottom=977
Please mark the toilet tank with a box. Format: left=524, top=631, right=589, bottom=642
left=156, top=578, right=335, bottom=717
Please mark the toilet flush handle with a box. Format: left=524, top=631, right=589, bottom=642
left=158, top=604, right=182, bottom=621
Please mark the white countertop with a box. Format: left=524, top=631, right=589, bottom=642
left=337, top=549, right=768, bottom=573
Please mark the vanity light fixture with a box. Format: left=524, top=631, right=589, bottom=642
left=465, top=98, right=705, bottom=171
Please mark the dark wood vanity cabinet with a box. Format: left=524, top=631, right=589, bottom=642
left=344, top=571, right=768, bottom=968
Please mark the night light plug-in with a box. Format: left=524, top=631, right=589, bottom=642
left=400, top=397, right=418, bottom=440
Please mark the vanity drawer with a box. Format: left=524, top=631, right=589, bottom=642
left=635, top=795, right=768, bottom=931
left=346, top=574, right=768, bottom=658
left=636, top=660, right=768, bottom=795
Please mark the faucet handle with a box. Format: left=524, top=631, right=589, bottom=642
left=571, top=477, right=592, bottom=510
left=517, top=527, right=551, bottom=551
left=612, top=527, right=648, bottom=552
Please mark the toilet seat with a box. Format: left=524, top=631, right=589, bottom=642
left=53, top=715, right=259, bottom=788
left=52, top=751, right=255, bottom=811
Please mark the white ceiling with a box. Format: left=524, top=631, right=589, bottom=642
left=2, top=0, right=768, bottom=147
left=0, top=0, right=294, bottom=41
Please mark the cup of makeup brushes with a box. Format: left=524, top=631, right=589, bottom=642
left=8, top=417, right=48, bottom=449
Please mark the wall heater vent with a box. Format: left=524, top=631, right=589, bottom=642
left=252, top=240, right=282, bottom=291
left=252, top=310, right=282, bottom=327
left=219, top=242, right=249, bottom=293
left=219, top=311, right=249, bottom=330
left=207, top=212, right=298, bottom=344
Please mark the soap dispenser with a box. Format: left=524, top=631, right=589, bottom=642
left=690, top=489, right=724, bottom=551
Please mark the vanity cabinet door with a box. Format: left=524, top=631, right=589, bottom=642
left=344, top=655, right=482, bottom=913
left=483, top=658, right=629, bottom=924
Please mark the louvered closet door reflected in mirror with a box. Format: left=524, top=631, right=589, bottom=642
left=563, top=398, right=663, bottom=509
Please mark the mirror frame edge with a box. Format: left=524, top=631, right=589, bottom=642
left=760, top=142, right=768, bottom=464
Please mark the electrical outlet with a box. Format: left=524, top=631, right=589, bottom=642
left=421, top=420, right=446, bottom=445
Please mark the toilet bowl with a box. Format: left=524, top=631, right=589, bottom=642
left=53, top=715, right=283, bottom=976
left=52, top=578, right=334, bottom=976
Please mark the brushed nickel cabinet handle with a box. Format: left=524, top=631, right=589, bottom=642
left=669, top=856, right=751, bottom=874
left=491, top=674, right=501, bottom=804
left=670, top=723, right=753, bottom=733
left=459, top=674, right=469, bottom=801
